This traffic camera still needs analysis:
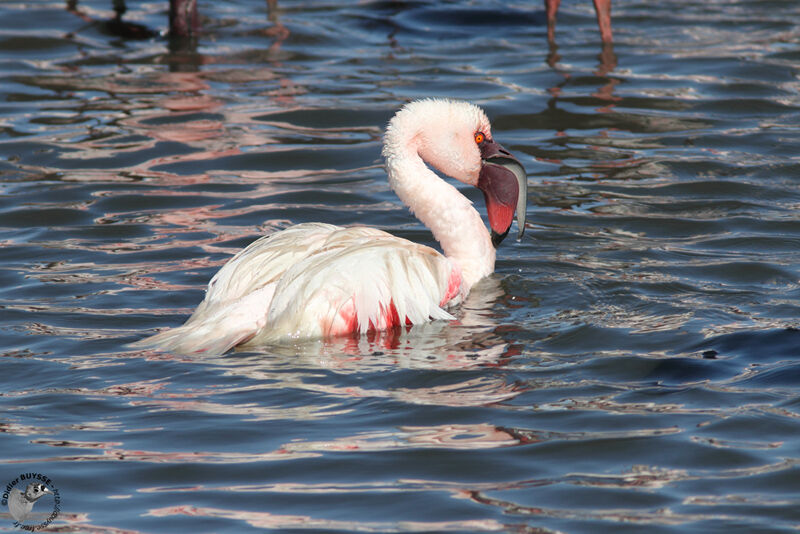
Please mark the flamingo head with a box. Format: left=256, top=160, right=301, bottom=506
left=387, top=99, right=527, bottom=248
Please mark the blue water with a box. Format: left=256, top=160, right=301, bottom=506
left=1, top=0, right=799, bottom=532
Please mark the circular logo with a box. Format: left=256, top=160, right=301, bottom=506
left=2, top=473, right=60, bottom=531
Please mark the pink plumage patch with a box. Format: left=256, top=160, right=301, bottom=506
left=440, top=267, right=462, bottom=306
left=327, top=297, right=412, bottom=338
left=325, top=298, right=358, bottom=337
left=323, top=266, right=460, bottom=339
left=371, top=300, right=410, bottom=330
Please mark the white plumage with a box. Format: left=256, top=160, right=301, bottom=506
left=134, top=99, right=527, bottom=355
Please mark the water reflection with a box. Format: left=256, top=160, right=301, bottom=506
left=544, top=41, right=620, bottom=138
left=66, top=0, right=158, bottom=40
left=147, top=505, right=507, bottom=532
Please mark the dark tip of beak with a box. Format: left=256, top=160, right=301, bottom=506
left=491, top=228, right=509, bottom=248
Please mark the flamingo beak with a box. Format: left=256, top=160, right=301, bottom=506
left=477, top=139, right=528, bottom=247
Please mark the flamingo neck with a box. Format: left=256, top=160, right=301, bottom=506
left=384, top=138, right=495, bottom=292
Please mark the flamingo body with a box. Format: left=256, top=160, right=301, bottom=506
left=135, top=99, right=527, bottom=355
left=139, top=223, right=461, bottom=353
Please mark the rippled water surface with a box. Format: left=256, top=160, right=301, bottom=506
left=2, top=0, right=800, bottom=532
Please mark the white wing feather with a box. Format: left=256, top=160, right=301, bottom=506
left=186, top=222, right=338, bottom=323
left=251, top=234, right=455, bottom=345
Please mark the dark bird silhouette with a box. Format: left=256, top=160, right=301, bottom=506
left=66, top=0, right=197, bottom=39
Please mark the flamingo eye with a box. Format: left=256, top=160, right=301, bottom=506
left=474, top=132, right=485, bottom=144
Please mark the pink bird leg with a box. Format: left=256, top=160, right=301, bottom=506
left=545, top=0, right=613, bottom=43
